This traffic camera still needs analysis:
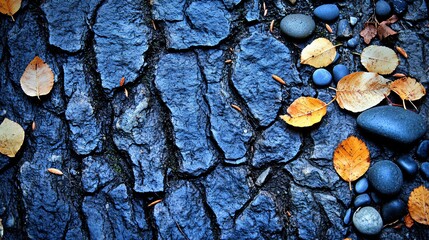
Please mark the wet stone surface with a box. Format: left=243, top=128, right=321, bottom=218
left=0, top=0, right=429, bottom=239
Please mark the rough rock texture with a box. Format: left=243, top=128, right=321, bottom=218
left=1, top=0, right=428, bottom=239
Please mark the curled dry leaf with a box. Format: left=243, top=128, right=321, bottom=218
left=280, top=97, right=328, bottom=127
left=360, top=22, right=377, bottom=44
left=333, top=136, right=370, bottom=190
left=361, top=45, right=399, bottom=74
left=395, top=46, right=408, bottom=58
left=20, top=56, right=55, bottom=98
left=404, top=213, right=414, bottom=228
left=47, top=168, right=63, bottom=176
left=119, top=77, right=125, bottom=87
left=147, top=199, right=162, bottom=207
left=377, top=21, right=397, bottom=40
left=0, top=0, right=21, bottom=20
left=231, top=104, right=242, bottom=112
left=408, top=185, right=429, bottom=225
left=0, top=118, right=25, bottom=157
left=389, top=77, right=426, bottom=101
left=300, top=38, right=337, bottom=68
left=272, top=74, right=285, bottom=85
left=336, top=72, right=390, bottom=112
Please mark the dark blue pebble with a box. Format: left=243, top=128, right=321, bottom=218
left=367, top=160, right=403, bottom=196
left=344, top=208, right=352, bottom=225
left=314, top=4, right=340, bottom=22
left=375, top=0, right=392, bottom=20
left=347, top=37, right=359, bottom=49
left=392, top=0, right=408, bottom=15
left=381, top=199, right=406, bottom=223
left=336, top=19, right=352, bottom=38
left=355, top=177, right=369, bottom=194
left=312, top=68, right=332, bottom=87
left=357, top=106, right=427, bottom=145
left=333, top=52, right=340, bottom=63
left=421, top=162, right=429, bottom=180
left=370, top=192, right=382, bottom=204
left=396, top=155, right=418, bottom=178
left=416, top=140, right=429, bottom=159
left=354, top=193, right=372, bottom=207
left=333, top=64, right=350, bottom=83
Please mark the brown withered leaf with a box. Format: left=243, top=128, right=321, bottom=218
left=336, top=72, right=391, bottom=112
left=0, top=0, right=21, bottom=20
left=300, top=38, right=337, bottom=68
left=20, top=56, right=55, bottom=98
left=360, top=22, right=377, bottom=44
left=0, top=118, right=25, bottom=157
left=280, top=97, right=328, bottom=127
left=389, top=77, right=426, bottom=101
left=47, top=168, right=63, bottom=176
left=333, top=136, right=370, bottom=190
left=361, top=45, right=399, bottom=74
left=408, top=185, right=429, bottom=225
left=404, top=213, right=414, bottom=228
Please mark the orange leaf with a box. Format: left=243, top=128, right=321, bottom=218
left=333, top=136, right=370, bottom=189
left=336, top=72, right=390, bottom=112
left=300, top=38, right=337, bottom=68
left=395, top=46, right=408, bottom=58
left=20, top=56, right=55, bottom=98
left=408, top=185, right=429, bottom=225
left=119, top=77, right=125, bottom=87
left=389, top=77, right=426, bottom=101
left=360, top=23, right=377, bottom=44
left=272, top=74, right=285, bottom=85
left=0, top=0, right=21, bottom=20
left=404, top=213, right=414, bottom=228
left=280, top=97, right=328, bottom=127
left=47, top=168, right=63, bottom=176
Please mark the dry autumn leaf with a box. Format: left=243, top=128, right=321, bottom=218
left=336, top=72, right=390, bottom=112
left=408, top=185, right=429, bottom=225
left=404, top=213, right=414, bottom=228
left=361, top=45, right=399, bottom=74
left=0, top=0, right=21, bottom=20
left=333, top=136, right=370, bottom=190
left=0, top=118, right=25, bottom=157
left=360, top=22, right=378, bottom=44
left=377, top=21, right=398, bottom=40
left=47, top=168, right=63, bottom=175
left=300, top=38, right=337, bottom=68
left=389, top=77, right=426, bottom=102
left=20, top=56, right=55, bottom=98
left=280, top=97, right=329, bottom=127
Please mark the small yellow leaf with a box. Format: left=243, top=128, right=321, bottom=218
left=408, top=185, right=429, bottom=225
left=389, top=77, right=426, bottom=101
left=0, top=0, right=21, bottom=19
left=336, top=72, right=390, bottom=112
left=280, top=97, right=328, bottom=127
left=0, top=118, right=25, bottom=157
left=333, top=136, right=370, bottom=188
left=20, top=56, right=55, bottom=98
left=361, top=45, right=399, bottom=74
left=300, top=38, right=337, bottom=68
left=47, top=168, right=63, bottom=176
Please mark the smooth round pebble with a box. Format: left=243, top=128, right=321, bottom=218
left=396, top=155, right=418, bottom=178
left=353, top=206, right=383, bottom=235
left=375, top=0, right=392, bottom=20
left=333, top=64, right=350, bottom=83
left=416, top=140, right=429, bottom=159
left=312, top=69, right=332, bottom=87
left=421, top=162, right=429, bottom=180
left=337, top=19, right=352, bottom=38
left=344, top=208, right=352, bottom=225
left=333, top=52, right=340, bottom=63
left=370, top=192, right=382, bottom=204
left=347, top=36, right=359, bottom=48
left=349, top=17, right=358, bottom=26
left=280, top=14, right=315, bottom=39
left=314, top=4, right=339, bottom=22
left=355, top=177, right=369, bottom=194
left=367, top=160, right=403, bottom=196
left=392, top=0, right=408, bottom=15
left=354, top=193, right=371, bottom=207
left=381, top=199, right=406, bottom=224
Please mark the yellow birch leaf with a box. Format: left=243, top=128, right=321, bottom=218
left=408, top=185, right=429, bottom=225
left=361, top=45, right=399, bottom=74
left=280, top=97, right=328, bottom=127
left=336, top=72, right=390, bottom=113
left=20, top=56, right=55, bottom=98
left=0, top=0, right=21, bottom=19
left=333, top=136, right=370, bottom=189
left=300, top=38, right=337, bottom=68
left=0, top=118, right=25, bottom=157
left=389, top=77, right=426, bottom=101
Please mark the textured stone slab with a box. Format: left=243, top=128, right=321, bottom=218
left=94, top=0, right=151, bottom=93
left=152, top=0, right=185, bottom=21
left=82, top=156, right=116, bottom=193
left=155, top=53, right=217, bottom=175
